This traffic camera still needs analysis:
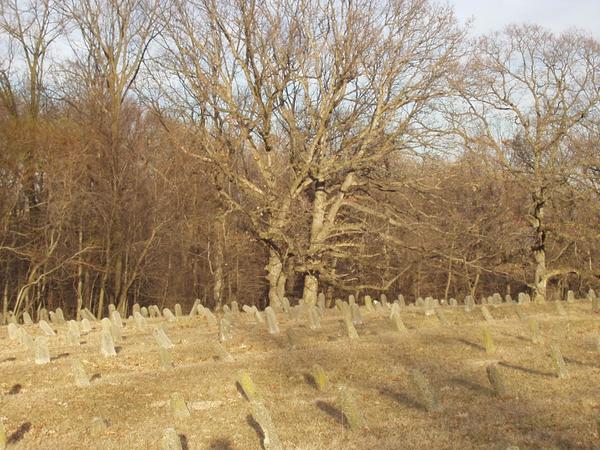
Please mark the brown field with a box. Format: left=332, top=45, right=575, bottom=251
left=1, top=301, right=599, bottom=450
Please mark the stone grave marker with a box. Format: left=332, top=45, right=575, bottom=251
left=71, top=359, right=91, bottom=387
left=39, top=320, right=55, bottom=336
left=100, top=329, right=117, bottom=357
left=408, top=369, right=439, bottom=412
left=154, top=326, right=175, bottom=349
left=265, top=307, right=280, bottom=335
left=34, top=336, right=51, bottom=364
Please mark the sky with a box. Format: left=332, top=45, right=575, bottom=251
left=450, top=0, right=600, bottom=39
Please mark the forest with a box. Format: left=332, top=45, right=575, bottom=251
left=1, top=0, right=599, bottom=319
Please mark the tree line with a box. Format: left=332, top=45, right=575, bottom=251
left=1, top=0, right=599, bottom=319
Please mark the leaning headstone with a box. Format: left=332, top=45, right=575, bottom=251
left=337, top=385, right=365, bottom=430
left=22, top=311, right=33, bottom=325
left=219, top=318, right=233, bottom=342
left=159, top=347, right=174, bottom=370
left=550, top=344, right=568, bottom=379
left=343, top=315, right=359, bottom=339
left=154, top=326, right=175, bottom=349
left=350, top=303, right=363, bottom=325
left=348, top=295, right=356, bottom=306
left=174, top=304, right=183, bottom=317
left=408, top=369, right=439, bottom=412
left=102, top=317, right=121, bottom=343
left=250, top=400, right=283, bottom=450
left=100, top=330, right=117, bottom=357
left=566, top=290, right=575, bottom=304
left=481, top=306, right=494, bottom=322
left=529, top=318, right=543, bottom=344
left=486, top=363, right=510, bottom=397
left=170, top=392, right=191, bottom=419
left=7, top=323, right=19, bottom=341
left=19, top=328, right=34, bottom=351
left=254, top=309, right=265, bottom=325
left=231, top=301, right=240, bottom=315
left=483, top=328, right=495, bottom=354
left=161, top=428, right=183, bottom=450
left=71, top=359, right=91, bottom=387
left=265, top=307, right=280, bottom=335
left=312, top=364, right=329, bottom=392
left=163, top=308, right=176, bottom=322
left=133, top=311, right=146, bottom=331
left=34, top=336, right=51, bottom=365
left=523, top=293, right=531, bottom=304
left=281, top=297, right=291, bottom=314
left=238, top=371, right=259, bottom=402
left=435, top=308, right=449, bottom=326
left=67, top=320, right=81, bottom=345
left=110, top=311, right=123, bottom=331
left=212, top=341, right=234, bottom=362
left=39, top=320, right=55, bottom=336
left=364, top=295, right=374, bottom=312
left=204, top=309, right=217, bottom=327
left=391, top=313, right=407, bottom=332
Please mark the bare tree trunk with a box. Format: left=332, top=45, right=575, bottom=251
left=532, top=185, right=547, bottom=302
left=265, top=250, right=284, bottom=308
left=212, top=217, right=224, bottom=309
left=76, top=223, right=84, bottom=314
left=302, top=181, right=327, bottom=305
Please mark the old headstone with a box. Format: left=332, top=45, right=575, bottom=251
left=550, top=343, right=568, bottom=379
left=219, top=318, right=233, bottom=342
left=483, top=328, right=495, bottom=354
left=71, top=359, right=91, bottom=387
left=408, top=369, right=439, bottom=412
left=481, top=306, right=494, bottom=322
left=7, top=323, right=19, bottom=340
left=307, top=306, right=321, bottom=330
left=39, top=320, right=55, bottom=336
left=100, top=329, right=117, bottom=357
left=141, top=306, right=149, bottom=318
left=34, top=336, right=51, bottom=365
left=170, top=392, right=191, bottom=419
left=159, top=347, right=174, bottom=370
left=67, top=320, right=81, bottom=345
left=163, top=308, right=176, bottom=322
left=161, top=428, right=183, bottom=450
left=364, top=295, right=374, bottom=312
left=212, top=341, right=233, bottom=362
left=343, top=315, right=359, bottom=339
left=391, top=313, right=407, bottom=332
left=337, top=384, right=365, bottom=429
left=486, top=363, right=510, bottom=397
left=312, top=364, right=329, bottom=392
left=251, top=400, right=283, bottom=450
left=238, top=371, right=259, bottom=402
left=38, top=307, right=49, bottom=323
left=81, top=318, right=92, bottom=333
left=505, top=294, right=513, bottom=304
left=19, top=328, right=34, bottom=351
left=133, top=311, right=146, bottom=331
left=435, top=308, right=450, bottom=326
left=55, top=308, right=66, bottom=324
left=265, top=307, right=280, bottom=335
left=566, top=290, right=575, bottom=303
left=22, top=311, right=33, bottom=325
left=174, top=304, right=183, bottom=317
left=398, top=294, right=406, bottom=307
left=350, top=303, right=363, bottom=325
left=154, top=326, right=175, bottom=349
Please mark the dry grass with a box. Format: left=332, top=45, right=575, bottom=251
left=1, top=301, right=599, bottom=449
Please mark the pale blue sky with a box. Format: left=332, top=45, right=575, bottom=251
left=451, top=0, right=600, bottom=38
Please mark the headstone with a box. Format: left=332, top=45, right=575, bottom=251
left=161, top=428, right=183, bottom=450
left=141, top=306, right=149, bottom=318
left=212, top=341, right=233, bottom=362
left=111, top=311, right=123, bottom=331
left=307, top=306, right=321, bottom=330
left=483, top=328, right=495, bottom=354
left=317, top=293, right=326, bottom=310
left=505, top=294, right=513, bottom=304
left=398, top=294, right=406, bottom=307
left=108, top=304, right=116, bottom=316
left=80, top=318, right=92, bottom=333
left=102, top=317, right=121, bottom=343
left=281, top=297, right=291, bottom=314
left=19, top=328, right=34, bottom=351
left=550, top=344, right=568, bottom=379
left=38, top=308, right=49, bottom=323
left=71, top=359, right=90, bottom=387
left=337, top=385, right=365, bottom=429
left=250, top=400, right=283, bottom=450
left=7, top=323, right=19, bottom=340
left=163, top=308, right=176, bottom=322
left=449, top=298, right=457, bottom=307
left=22, top=311, right=33, bottom=325
left=566, top=290, right=575, bottom=303
left=380, top=293, right=388, bottom=308
left=39, top=320, right=55, bottom=336
left=254, top=309, right=265, bottom=325
left=464, top=295, right=474, bottom=312
left=34, top=336, right=51, bottom=365
left=134, top=311, right=146, bottom=331
left=348, top=295, right=355, bottom=306
left=435, top=308, right=449, bottom=326
left=486, top=363, right=510, bottom=397
left=55, top=308, right=66, bottom=324
left=231, top=301, right=240, bottom=315
left=219, top=318, right=233, bottom=342
left=132, top=303, right=141, bottom=315
left=481, top=306, right=494, bottom=322
left=67, top=320, right=81, bottom=345
left=265, top=307, right=280, bottom=335
left=100, top=329, right=117, bottom=357
left=238, top=371, right=259, bottom=402
left=343, top=315, right=359, bottom=339
left=312, top=364, right=329, bottom=392
left=174, top=304, right=183, bottom=317
left=408, top=369, right=439, bottom=412
left=169, top=392, right=191, bottom=419
left=391, top=313, right=407, bottom=332
left=350, top=303, right=363, bottom=325
left=159, top=347, right=174, bottom=370
left=153, top=326, right=175, bottom=349
left=529, top=318, right=543, bottom=344
left=364, top=295, right=374, bottom=312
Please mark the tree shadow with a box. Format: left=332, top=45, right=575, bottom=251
left=91, top=373, right=102, bottom=382
left=304, top=373, right=317, bottom=390
left=180, top=433, right=190, bottom=450
left=315, top=400, right=345, bottom=426
left=8, top=383, right=22, bottom=395
left=1, top=357, right=17, bottom=363
left=449, top=377, right=493, bottom=396
left=235, top=382, right=249, bottom=402
left=7, top=422, right=31, bottom=444
left=379, top=387, right=421, bottom=410
left=499, top=361, right=554, bottom=378
left=50, top=352, right=70, bottom=361
left=246, top=414, right=265, bottom=449
left=453, top=338, right=484, bottom=352
left=209, top=438, right=235, bottom=450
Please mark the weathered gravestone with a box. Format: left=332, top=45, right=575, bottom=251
left=34, top=336, right=51, bottom=365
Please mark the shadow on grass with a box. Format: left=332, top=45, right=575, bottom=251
left=209, top=438, right=235, bottom=450
left=449, top=377, right=493, bottom=396
left=246, top=414, right=265, bottom=449
left=378, top=387, right=421, bottom=410
left=498, top=361, right=554, bottom=378
left=453, top=338, right=485, bottom=352
left=8, top=383, right=22, bottom=395
left=316, top=400, right=345, bottom=426
left=303, top=373, right=317, bottom=390
left=50, top=352, right=70, bottom=361
left=7, top=422, right=31, bottom=444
